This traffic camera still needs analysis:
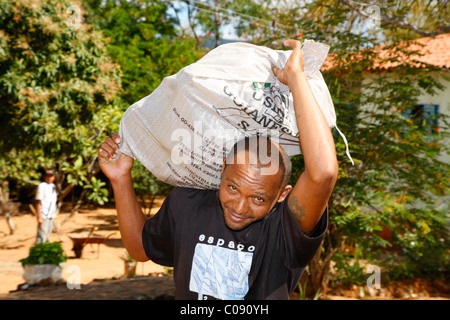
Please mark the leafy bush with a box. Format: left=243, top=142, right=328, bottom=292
left=332, top=248, right=368, bottom=286
left=20, top=242, right=68, bottom=267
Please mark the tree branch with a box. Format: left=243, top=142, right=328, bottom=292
left=342, top=0, right=450, bottom=37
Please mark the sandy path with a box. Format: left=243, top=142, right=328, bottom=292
left=0, top=205, right=166, bottom=295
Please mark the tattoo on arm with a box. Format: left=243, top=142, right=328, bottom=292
left=288, top=195, right=306, bottom=222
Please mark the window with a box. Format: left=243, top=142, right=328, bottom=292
left=411, top=104, right=439, bottom=134
left=403, top=104, right=439, bottom=141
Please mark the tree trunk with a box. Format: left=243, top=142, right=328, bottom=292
left=5, top=211, right=16, bottom=235
left=213, top=1, right=220, bottom=47
left=184, top=0, right=200, bottom=45
left=0, top=180, right=9, bottom=205
left=59, top=163, right=100, bottom=225
left=300, top=228, right=343, bottom=298
left=61, top=188, right=87, bottom=226
left=0, top=180, right=17, bottom=235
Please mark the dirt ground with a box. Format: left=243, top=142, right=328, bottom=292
left=0, top=201, right=175, bottom=299
left=0, top=202, right=448, bottom=300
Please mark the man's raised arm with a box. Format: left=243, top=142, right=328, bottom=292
left=98, top=134, right=149, bottom=261
left=272, top=39, right=338, bottom=236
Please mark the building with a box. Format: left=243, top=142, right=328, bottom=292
left=322, top=33, right=450, bottom=164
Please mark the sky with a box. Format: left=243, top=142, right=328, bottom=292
left=165, top=0, right=313, bottom=40
left=164, top=0, right=383, bottom=43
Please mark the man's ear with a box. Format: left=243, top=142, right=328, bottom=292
left=221, top=157, right=227, bottom=176
left=277, top=184, right=293, bottom=203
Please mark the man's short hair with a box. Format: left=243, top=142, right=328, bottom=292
left=224, top=136, right=292, bottom=190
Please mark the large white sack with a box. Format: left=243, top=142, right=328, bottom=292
left=118, top=40, right=353, bottom=190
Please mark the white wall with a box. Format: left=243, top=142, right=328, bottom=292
left=360, top=70, right=450, bottom=164
left=359, top=70, right=450, bottom=213
left=416, top=71, right=450, bottom=164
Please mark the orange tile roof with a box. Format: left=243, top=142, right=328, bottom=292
left=321, top=33, right=450, bottom=71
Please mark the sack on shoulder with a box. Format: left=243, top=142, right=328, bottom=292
left=118, top=40, right=353, bottom=190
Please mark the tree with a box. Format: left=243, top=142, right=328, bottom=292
left=341, top=0, right=450, bottom=39
left=83, top=0, right=203, bottom=105
left=82, top=0, right=203, bottom=205
left=290, top=0, right=450, bottom=296
left=178, top=0, right=237, bottom=47
left=212, top=0, right=450, bottom=296
left=171, top=0, right=288, bottom=47
left=0, top=0, right=123, bottom=216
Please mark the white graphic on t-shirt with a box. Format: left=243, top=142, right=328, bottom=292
left=189, top=243, right=253, bottom=300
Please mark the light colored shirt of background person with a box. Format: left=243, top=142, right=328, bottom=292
left=35, top=170, right=57, bottom=244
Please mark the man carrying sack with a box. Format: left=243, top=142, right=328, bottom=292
left=98, top=39, right=338, bottom=300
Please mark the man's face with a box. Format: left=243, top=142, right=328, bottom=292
left=219, top=153, right=291, bottom=231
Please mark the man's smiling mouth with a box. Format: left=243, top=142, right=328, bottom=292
left=226, top=208, right=250, bottom=223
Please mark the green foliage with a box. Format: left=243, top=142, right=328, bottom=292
left=62, top=156, right=86, bottom=186
left=0, top=0, right=121, bottom=152
left=327, top=62, right=450, bottom=279
left=0, top=0, right=123, bottom=204
left=84, top=176, right=109, bottom=205
left=291, top=1, right=450, bottom=286
left=83, top=0, right=203, bottom=105
left=132, top=161, right=173, bottom=216
left=297, top=280, right=321, bottom=300
left=20, top=242, right=68, bottom=267
left=332, top=249, right=368, bottom=286
left=120, top=250, right=136, bottom=263
left=80, top=0, right=201, bottom=205
left=132, top=161, right=172, bottom=197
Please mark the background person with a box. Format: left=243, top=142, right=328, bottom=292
left=35, top=169, right=58, bottom=244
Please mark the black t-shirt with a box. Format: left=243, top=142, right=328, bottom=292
left=142, top=187, right=327, bottom=300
